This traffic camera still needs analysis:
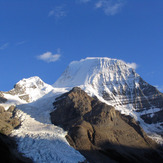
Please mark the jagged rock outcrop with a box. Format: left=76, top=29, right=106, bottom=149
left=1, top=76, right=53, bottom=103
left=0, top=91, right=7, bottom=103
left=0, top=105, right=32, bottom=163
left=0, top=105, right=20, bottom=135
left=51, top=87, right=163, bottom=163
left=102, top=77, right=163, bottom=125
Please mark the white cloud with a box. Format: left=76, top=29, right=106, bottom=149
left=127, top=62, right=138, bottom=69
left=0, top=43, right=9, bottom=50
left=48, top=6, right=67, bottom=19
left=95, top=0, right=124, bottom=16
left=37, top=51, right=61, bottom=63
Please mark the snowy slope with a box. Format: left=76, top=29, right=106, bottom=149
left=54, top=57, right=138, bottom=88
left=1, top=76, right=54, bottom=110
left=53, top=57, right=163, bottom=144
left=6, top=76, right=54, bottom=102
left=1, top=77, right=85, bottom=163
left=53, top=57, right=143, bottom=109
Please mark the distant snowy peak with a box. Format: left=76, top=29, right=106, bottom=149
left=14, top=76, right=49, bottom=92
left=6, top=76, right=54, bottom=102
left=53, top=57, right=139, bottom=88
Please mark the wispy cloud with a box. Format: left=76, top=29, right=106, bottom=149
left=48, top=6, right=67, bottom=19
left=0, top=43, right=9, bottom=50
left=37, top=51, right=61, bottom=63
left=95, top=0, right=125, bottom=16
left=127, top=62, right=138, bottom=69
left=16, top=41, right=26, bottom=46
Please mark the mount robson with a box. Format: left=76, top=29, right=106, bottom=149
left=0, top=57, right=163, bottom=163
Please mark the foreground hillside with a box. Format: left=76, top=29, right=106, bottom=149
left=51, top=87, right=163, bottom=163
left=0, top=105, right=32, bottom=162
left=0, top=133, right=32, bottom=163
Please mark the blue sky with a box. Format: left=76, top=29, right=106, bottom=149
left=0, top=0, right=163, bottom=92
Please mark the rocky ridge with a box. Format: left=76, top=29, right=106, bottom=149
left=0, top=105, right=20, bottom=135
left=1, top=76, right=53, bottom=103
left=51, top=87, right=163, bottom=163
left=53, top=57, right=163, bottom=136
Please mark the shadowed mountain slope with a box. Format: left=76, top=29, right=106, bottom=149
left=0, top=105, right=32, bottom=163
left=0, top=133, right=33, bottom=163
left=51, top=87, right=163, bottom=163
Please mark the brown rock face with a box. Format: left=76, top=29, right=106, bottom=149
left=0, top=105, right=20, bottom=135
left=0, top=92, right=7, bottom=103
left=0, top=105, right=32, bottom=163
left=51, top=87, right=92, bottom=130
left=51, top=87, right=163, bottom=163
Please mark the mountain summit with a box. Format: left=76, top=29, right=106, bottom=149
left=1, top=76, right=53, bottom=104
left=53, top=57, right=137, bottom=88
left=54, top=57, right=163, bottom=138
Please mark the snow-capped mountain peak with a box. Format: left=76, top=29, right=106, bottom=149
left=6, top=76, right=54, bottom=102
left=16, top=76, right=45, bottom=89
left=53, top=57, right=138, bottom=88
left=53, top=57, right=163, bottom=138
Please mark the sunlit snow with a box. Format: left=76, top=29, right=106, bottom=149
left=3, top=77, right=85, bottom=163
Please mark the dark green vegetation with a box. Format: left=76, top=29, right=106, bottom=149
left=51, top=87, right=163, bottom=163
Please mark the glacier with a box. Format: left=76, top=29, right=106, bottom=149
left=2, top=77, right=86, bottom=163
